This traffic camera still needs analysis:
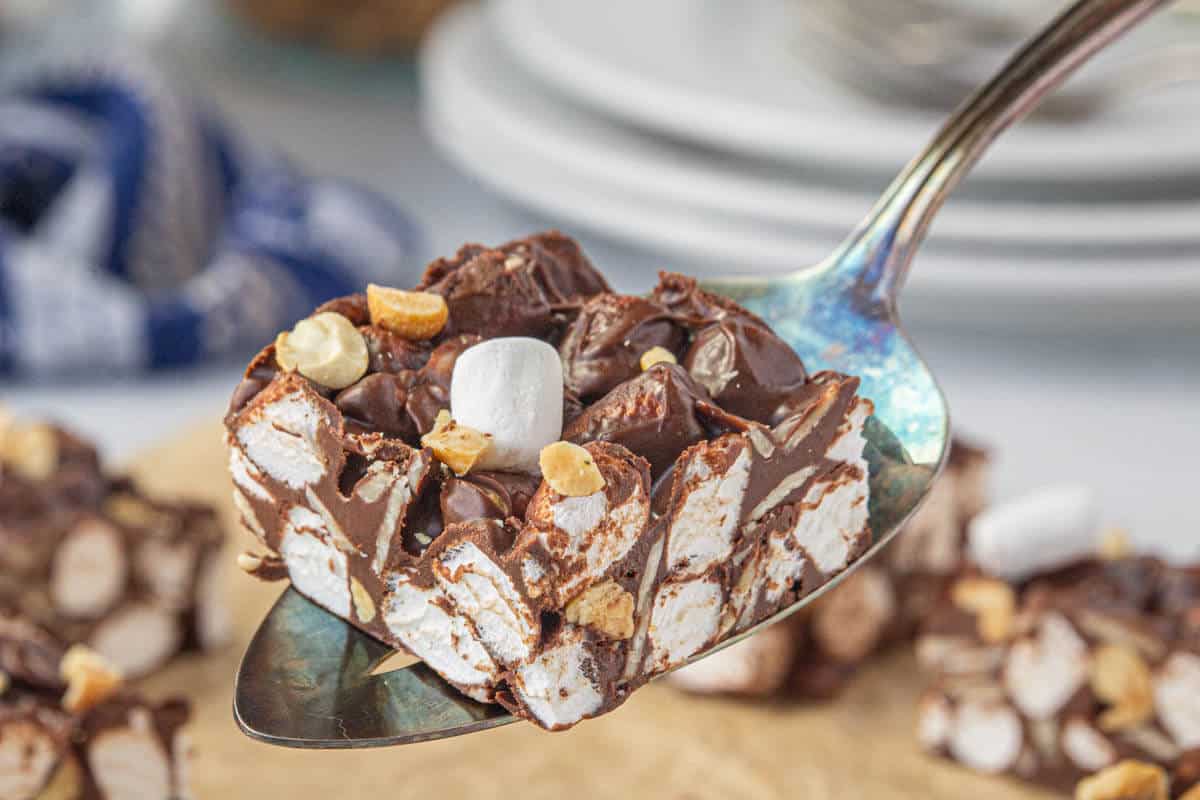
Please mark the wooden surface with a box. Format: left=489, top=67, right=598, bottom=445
left=130, top=422, right=1055, bottom=800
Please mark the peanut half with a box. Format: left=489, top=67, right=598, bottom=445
left=367, top=284, right=448, bottom=341
left=0, top=421, right=59, bottom=482
left=275, top=312, right=369, bottom=389
left=951, top=576, right=1016, bottom=644
left=421, top=411, right=492, bottom=476
left=60, top=645, right=124, bottom=714
left=1090, top=644, right=1154, bottom=732
left=539, top=442, right=606, bottom=497
left=1097, top=528, right=1132, bottom=561
left=565, top=580, right=635, bottom=639
left=1075, top=760, right=1168, bottom=800
left=639, top=346, right=677, bottom=371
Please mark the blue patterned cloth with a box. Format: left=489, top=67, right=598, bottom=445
left=0, top=57, right=422, bottom=375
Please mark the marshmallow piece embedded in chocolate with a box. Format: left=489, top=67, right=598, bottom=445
left=509, top=624, right=605, bottom=729
left=382, top=573, right=500, bottom=702
left=433, top=527, right=537, bottom=666
left=450, top=338, right=563, bottom=474
left=521, top=442, right=651, bottom=606
left=967, top=484, right=1099, bottom=581
left=947, top=701, right=1024, bottom=774
left=1155, top=652, right=1200, bottom=749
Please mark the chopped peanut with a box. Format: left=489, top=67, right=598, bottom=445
left=0, top=422, right=59, bottom=482
left=1075, top=760, right=1168, bottom=800
left=639, top=346, right=677, bottom=371
left=421, top=411, right=492, bottom=476
left=565, top=581, right=635, bottom=639
left=951, top=577, right=1016, bottom=643
left=275, top=312, right=369, bottom=389
left=540, top=442, right=606, bottom=497
left=1097, top=528, right=1132, bottom=560
left=1090, top=644, right=1154, bottom=732
left=61, top=645, right=124, bottom=714
left=367, top=284, right=448, bottom=340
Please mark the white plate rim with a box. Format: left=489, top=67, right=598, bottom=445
left=426, top=93, right=1200, bottom=300
left=490, top=0, right=1200, bottom=182
left=425, top=6, right=1200, bottom=249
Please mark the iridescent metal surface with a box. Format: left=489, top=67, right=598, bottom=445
left=235, top=0, right=1171, bottom=748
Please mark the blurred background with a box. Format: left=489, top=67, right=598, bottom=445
left=0, top=0, right=1196, bottom=550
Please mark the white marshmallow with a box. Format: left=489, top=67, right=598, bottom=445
left=967, top=484, right=1099, bottom=581
left=449, top=337, right=564, bottom=474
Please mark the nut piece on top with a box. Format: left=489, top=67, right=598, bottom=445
left=367, top=284, right=449, bottom=341
left=539, top=441, right=606, bottom=497
left=275, top=311, right=369, bottom=389
left=1076, top=760, right=1169, bottom=800
left=0, top=416, right=59, bottom=482
left=449, top=337, right=564, bottom=474
left=951, top=576, right=1015, bottom=644
left=60, top=645, right=123, bottom=714
left=420, top=411, right=492, bottom=476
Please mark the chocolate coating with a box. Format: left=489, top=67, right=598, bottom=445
left=227, top=352, right=280, bottom=419
left=419, top=232, right=610, bottom=338
left=559, top=294, right=685, bottom=402
left=336, top=372, right=419, bottom=440
left=564, top=363, right=740, bottom=479
left=406, top=334, right=482, bottom=436
left=651, top=271, right=752, bottom=322
left=683, top=315, right=808, bottom=426
left=335, top=333, right=482, bottom=442
left=441, top=472, right=541, bottom=526
left=651, top=272, right=809, bottom=425
left=315, top=293, right=370, bottom=325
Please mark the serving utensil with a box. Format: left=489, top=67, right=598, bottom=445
left=235, top=0, right=1171, bottom=748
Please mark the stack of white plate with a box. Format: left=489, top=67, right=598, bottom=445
left=420, top=0, right=1200, bottom=330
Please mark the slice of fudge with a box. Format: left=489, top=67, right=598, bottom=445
left=668, top=438, right=989, bottom=699
left=226, top=231, right=873, bottom=729
left=0, top=416, right=229, bottom=677
left=0, top=608, right=192, bottom=800
left=917, top=550, right=1200, bottom=797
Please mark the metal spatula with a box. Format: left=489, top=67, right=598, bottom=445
left=235, top=0, right=1172, bottom=748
